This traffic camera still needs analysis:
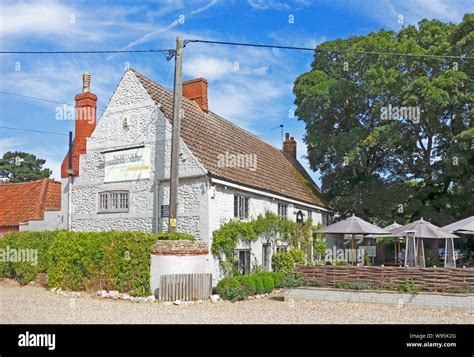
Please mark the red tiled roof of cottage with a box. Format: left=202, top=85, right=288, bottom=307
left=132, top=69, right=327, bottom=208
left=0, top=178, right=61, bottom=227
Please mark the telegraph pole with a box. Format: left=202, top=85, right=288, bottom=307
left=67, top=131, right=73, bottom=231
left=169, top=36, right=184, bottom=232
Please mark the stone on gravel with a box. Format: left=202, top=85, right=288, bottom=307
left=173, top=300, right=182, bottom=306
left=108, top=291, right=120, bottom=299
left=210, top=295, right=220, bottom=303
left=2, top=279, right=474, bottom=324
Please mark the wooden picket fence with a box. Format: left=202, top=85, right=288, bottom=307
left=295, top=265, right=474, bottom=292
left=159, top=273, right=212, bottom=301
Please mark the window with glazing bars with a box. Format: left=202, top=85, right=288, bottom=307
left=98, top=191, right=129, bottom=213
left=234, top=195, right=249, bottom=219
left=278, top=203, right=288, bottom=219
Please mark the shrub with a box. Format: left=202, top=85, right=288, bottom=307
left=348, top=281, right=379, bottom=290
left=269, top=272, right=282, bottom=288
left=254, top=275, right=265, bottom=294
left=260, top=274, right=275, bottom=293
left=272, top=249, right=306, bottom=273
left=216, top=277, right=247, bottom=301
left=335, top=281, right=349, bottom=289
left=398, top=279, right=421, bottom=294
left=288, top=249, right=306, bottom=265
left=238, top=275, right=256, bottom=295
left=1, top=230, right=194, bottom=296
left=218, top=272, right=281, bottom=301
left=0, top=231, right=58, bottom=284
left=155, top=232, right=195, bottom=241
left=271, top=252, right=294, bottom=273
left=279, top=272, right=305, bottom=288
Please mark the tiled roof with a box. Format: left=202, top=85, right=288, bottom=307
left=132, top=69, right=327, bottom=208
left=0, top=179, right=61, bottom=227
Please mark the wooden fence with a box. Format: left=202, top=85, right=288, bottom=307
left=295, top=266, right=474, bottom=292
left=159, top=273, right=212, bottom=301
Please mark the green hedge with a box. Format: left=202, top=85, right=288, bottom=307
left=216, top=276, right=249, bottom=301
left=271, top=249, right=306, bottom=273
left=0, top=230, right=194, bottom=296
left=216, top=271, right=285, bottom=301
left=0, top=231, right=57, bottom=284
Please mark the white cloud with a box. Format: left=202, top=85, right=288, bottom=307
left=247, top=0, right=290, bottom=11
left=0, top=0, right=157, bottom=47
left=0, top=137, right=25, bottom=155
left=44, top=158, right=61, bottom=180
left=344, top=0, right=472, bottom=28
left=146, top=0, right=184, bottom=19
left=0, top=58, right=121, bottom=115
left=113, top=0, right=219, bottom=54
left=184, top=56, right=234, bottom=80
left=0, top=1, right=75, bottom=36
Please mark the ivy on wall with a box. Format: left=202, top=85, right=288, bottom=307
left=211, top=211, right=315, bottom=276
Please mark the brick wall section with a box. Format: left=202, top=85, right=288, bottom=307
left=61, top=92, right=97, bottom=177
left=295, top=265, right=474, bottom=292
left=151, top=240, right=208, bottom=256
left=0, top=226, right=18, bottom=237
left=283, top=133, right=297, bottom=159
left=182, top=78, right=208, bottom=113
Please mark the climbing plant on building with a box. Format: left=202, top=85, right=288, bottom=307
left=211, top=211, right=314, bottom=276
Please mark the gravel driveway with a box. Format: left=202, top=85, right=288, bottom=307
left=1, top=279, right=473, bottom=324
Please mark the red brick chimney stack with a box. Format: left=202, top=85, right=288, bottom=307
left=61, top=73, right=97, bottom=177
left=283, top=133, right=297, bottom=159
left=182, top=78, right=208, bottom=113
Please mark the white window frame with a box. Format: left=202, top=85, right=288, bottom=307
left=98, top=191, right=129, bottom=213
left=278, top=203, right=288, bottom=220
left=234, top=195, right=249, bottom=220
left=235, top=249, right=251, bottom=275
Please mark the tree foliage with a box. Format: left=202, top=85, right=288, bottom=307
left=293, top=15, right=473, bottom=225
left=0, top=151, right=52, bottom=182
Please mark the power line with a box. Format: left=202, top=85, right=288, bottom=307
left=0, top=48, right=173, bottom=54
left=0, top=90, right=73, bottom=106
left=0, top=49, right=176, bottom=61
left=0, top=91, right=106, bottom=112
left=186, top=39, right=473, bottom=60
left=0, top=125, right=68, bottom=136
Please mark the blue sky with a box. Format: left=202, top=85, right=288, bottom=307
left=0, top=0, right=472, bottom=183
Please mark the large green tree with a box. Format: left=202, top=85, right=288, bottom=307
left=0, top=151, right=52, bottom=182
left=294, top=15, right=473, bottom=226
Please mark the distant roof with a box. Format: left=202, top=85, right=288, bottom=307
left=132, top=69, right=327, bottom=208
left=0, top=178, right=61, bottom=227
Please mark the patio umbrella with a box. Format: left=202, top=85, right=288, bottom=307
left=365, top=222, right=402, bottom=265
left=314, top=215, right=391, bottom=265
left=390, top=218, right=459, bottom=268
left=440, top=216, right=474, bottom=235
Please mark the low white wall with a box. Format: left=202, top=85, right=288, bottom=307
left=150, top=254, right=211, bottom=297
left=19, top=210, right=65, bottom=231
